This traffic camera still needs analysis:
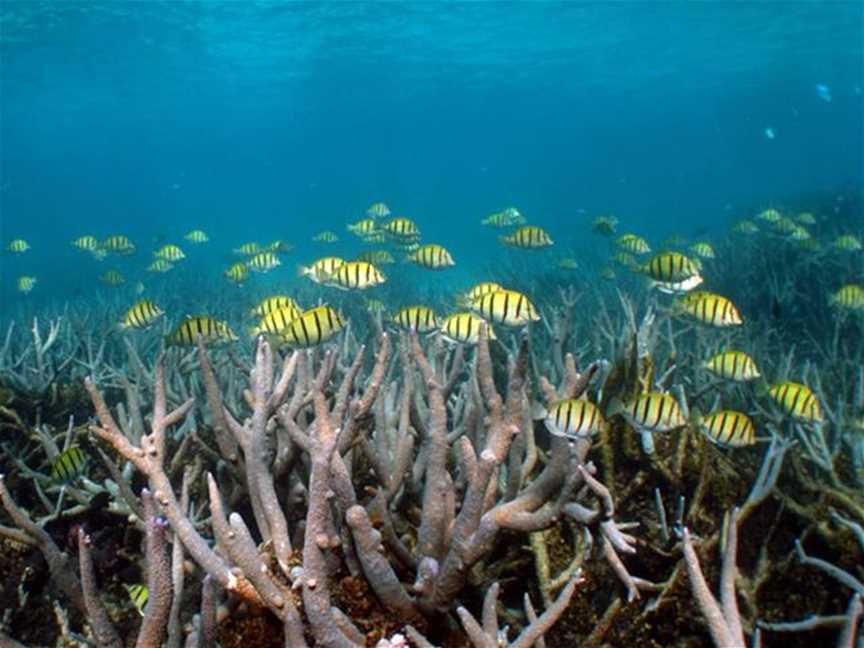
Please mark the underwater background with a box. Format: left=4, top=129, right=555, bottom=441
left=1, top=2, right=864, bottom=648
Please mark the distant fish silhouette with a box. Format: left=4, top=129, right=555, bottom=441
left=771, top=297, right=782, bottom=319
left=815, top=83, right=832, bottom=102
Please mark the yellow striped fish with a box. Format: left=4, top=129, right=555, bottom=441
left=592, top=215, right=618, bottom=236
left=833, top=235, right=862, bottom=252
left=756, top=208, right=782, bottom=223
left=50, top=446, right=88, bottom=483
left=147, top=259, right=174, bottom=273
left=499, top=225, right=554, bottom=248
left=773, top=217, right=798, bottom=234
left=440, top=312, right=496, bottom=344
left=394, top=306, right=439, bottom=332
left=249, top=295, right=301, bottom=317
left=224, top=262, right=249, bottom=284
left=831, top=284, right=864, bottom=310
left=733, top=220, right=759, bottom=235
left=267, top=239, right=293, bottom=253
left=234, top=242, right=261, bottom=255
left=612, top=252, right=639, bottom=269
left=482, top=208, right=525, bottom=227
left=102, top=235, right=135, bottom=254
left=768, top=382, right=822, bottom=423
left=6, top=238, right=30, bottom=253
left=126, top=584, right=148, bottom=616
left=280, top=306, right=345, bottom=348
left=689, top=242, right=716, bottom=259
left=366, top=299, right=387, bottom=315
left=327, top=261, right=386, bottom=290
left=616, top=233, right=651, bottom=254
left=613, top=392, right=686, bottom=432
left=347, top=218, right=377, bottom=236
left=796, top=212, right=816, bottom=225
left=383, top=217, right=420, bottom=239
left=250, top=304, right=303, bottom=337
left=247, top=251, right=281, bottom=273
left=120, top=300, right=164, bottom=330
left=299, top=257, right=345, bottom=284
left=558, top=258, right=579, bottom=270
left=789, top=225, right=811, bottom=241
left=470, top=289, right=540, bottom=326
left=642, top=251, right=700, bottom=282
left=544, top=399, right=606, bottom=439
left=167, top=317, right=238, bottom=346
left=153, top=244, right=185, bottom=261
left=100, top=270, right=125, bottom=286
left=17, top=276, right=37, bottom=293
left=409, top=244, right=455, bottom=269
left=367, top=202, right=391, bottom=219
left=72, top=235, right=100, bottom=253
left=462, top=282, right=504, bottom=304
left=702, top=351, right=761, bottom=381
left=360, top=231, right=388, bottom=244
left=184, top=229, right=209, bottom=243
left=699, top=411, right=756, bottom=448
left=313, top=230, right=339, bottom=243
left=676, top=291, right=743, bottom=327
left=357, top=250, right=395, bottom=265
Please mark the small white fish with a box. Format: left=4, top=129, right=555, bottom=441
left=764, top=127, right=775, bottom=140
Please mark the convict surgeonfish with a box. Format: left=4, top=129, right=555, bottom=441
left=224, top=262, right=249, bottom=284
left=733, top=220, right=759, bottom=235
left=833, top=235, right=862, bottom=252
left=689, top=242, right=716, bottom=259
left=611, top=392, right=686, bottom=433
left=676, top=291, right=743, bottom=327
left=50, top=446, right=88, bottom=484
left=102, top=235, right=135, bottom=254
left=543, top=399, right=606, bottom=439
left=462, top=282, right=504, bottom=304
left=469, top=289, right=540, bottom=326
left=279, top=305, right=345, bottom=348
left=499, top=225, right=554, bottom=249
left=440, top=312, right=496, bottom=344
left=184, top=229, right=209, bottom=243
left=394, top=305, right=439, bottom=333
left=100, top=270, right=125, bottom=286
left=796, top=212, right=816, bottom=225
left=756, top=208, right=782, bottom=223
left=298, top=257, right=344, bottom=284
left=249, top=295, right=301, bottom=318
left=72, top=235, right=100, bottom=253
left=267, top=239, right=293, bottom=254
left=383, top=217, right=421, bottom=240
left=7, top=238, right=30, bottom=253
left=698, top=410, right=756, bottom=448
left=831, top=284, right=864, bottom=310
left=347, top=218, right=377, bottom=236
left=147, top=259, right=174, bottom=273
left=768, top=382, right=823, bottom=424
left=642, top=252, right=701, bottom=283
left=126, top=584, right=148, bottom=616
left=702, top=351, right=761, bottom=381
left=592, top=215, right=618, bottom=236
left=16, top=276, right=37, bottom=293
left=616, top=233, right=651, bottom=255
left=482, top=208, right=526, bottom=227
left=120, top=300, right=164, bottom=330
left=250, top=304, right=303, bottom=337
left=167, top=316, right=238, bottom=346
left=367, top=202, right=391, bottom=219
left=327, top=261, right=386, bottom=290
left=153, top=244, right=185, bottom=262
left=408, top=244, right=455, bottom=269
left=234, top=242, right=262, bottom=256
left=366, top=298, right=387, bottom=315
left=313, top=230, right=339, bottom=243
left=357, top=250, right=395, bottom=265
left=247, top=251, right=281, bottom=273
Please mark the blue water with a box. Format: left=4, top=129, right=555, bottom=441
left=1, top=1, right=862, bottom=307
